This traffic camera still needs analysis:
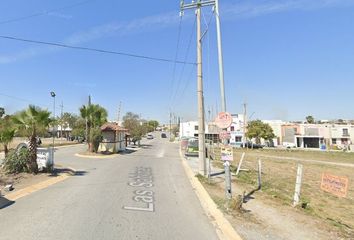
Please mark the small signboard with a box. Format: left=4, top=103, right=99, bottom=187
left=221, top=145, right=233, bottom=161
left=219, top=131, right=231, bottom=140
left=215, top=112, right=232, bottom=129
left=320, top=173, right=349, bottom=198
left=37, top=148, right=53, bottom=170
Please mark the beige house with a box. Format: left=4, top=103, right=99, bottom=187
left=98, top=123, right=128, bottom=153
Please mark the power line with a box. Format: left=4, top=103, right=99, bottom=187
left=0, top=35, right=196, bottom=65
left=170, top=15, right=197, bottom=107
left=169, top=15, right=183, bottom=105
left=0, top=0, right=96, bottom=25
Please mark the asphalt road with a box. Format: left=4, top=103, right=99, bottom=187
left=0, top=135, right=219, bottom=240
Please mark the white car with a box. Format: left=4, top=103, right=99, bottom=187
left=147, top=134, right=154, bottom=139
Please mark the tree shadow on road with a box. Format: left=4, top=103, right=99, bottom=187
left=121, top=149, right=137, bottom=155
left=0, top=196, right=15, bottom=209
left=52, top=168, right=88, bottom=177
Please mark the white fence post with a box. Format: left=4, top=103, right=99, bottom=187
left=293, top=164, right=303, bottom=206
left=236, top=152, right=245, bottom=176
left=257, top=159, right=262, bottom=189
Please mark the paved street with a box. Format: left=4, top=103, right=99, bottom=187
left=0, top=135, right=219, bottom=240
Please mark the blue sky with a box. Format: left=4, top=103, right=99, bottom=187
left=0, top=0, right=353, bottom=124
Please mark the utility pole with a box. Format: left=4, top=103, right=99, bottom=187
left=117, top=101, right=122, bottom=125
left=169, top=112, right=172, bottom=141
left=181, top=0, right=231, bottom=198
left=243, top=102, right=247, bottom=148
left=215, top=0, right=226, bottom=112
left=181, top=0, right=210, bottom=176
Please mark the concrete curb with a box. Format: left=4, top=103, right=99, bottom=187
left=74, top=153, right=117, bottom=159
left=3, top=167, right=76, bottom=201
left=179, top=149, right=243, bottom=240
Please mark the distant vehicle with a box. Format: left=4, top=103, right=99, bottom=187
left=161, top=133, right=167, bottom=138
left=147, top=134, right=154, bottom=139
left=240, top=141, right=263, bottom=149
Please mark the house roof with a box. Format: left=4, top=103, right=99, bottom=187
left=101, top=122, right=128, bottom=132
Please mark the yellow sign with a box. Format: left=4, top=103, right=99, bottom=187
left=320, top=173, right=349, bottom=198
left=221, top=145, right=233, bottom=161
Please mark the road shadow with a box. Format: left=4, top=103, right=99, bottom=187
left=52, top=168, right=88, bottom=177
left=140, top=144, right=152, bottom=149
left=0, top=196, right=15, bottom=209
left=121, top=149, right=137, bottom=155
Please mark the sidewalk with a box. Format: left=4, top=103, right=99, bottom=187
left=184, top=154, right=223, bottom=176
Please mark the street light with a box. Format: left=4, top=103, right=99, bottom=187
left=50, top=91, right=56, bottom=172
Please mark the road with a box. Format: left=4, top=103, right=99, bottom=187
left=0, top=135, right=219, bottom=240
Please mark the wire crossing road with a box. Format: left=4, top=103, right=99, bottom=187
left=0, top=136, right=218, bottom=240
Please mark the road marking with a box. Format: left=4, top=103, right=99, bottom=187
left=123, top=167, right=155, bottom=212
left=5, top=174, right=69, bottom=201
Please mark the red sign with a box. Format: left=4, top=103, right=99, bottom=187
left=219, top=131, right=231, bottom=140
left=321, top=173, right=349, bottom=198
left=215, top=112, right=232, bottom=129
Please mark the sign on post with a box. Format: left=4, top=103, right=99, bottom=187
left=220, top=145, right=233, bottom=161
left=215, top=112, right=232, bottom=129
left=219, top=130, right=231, bottom=140
left=320, top=173, right=349, bottom=198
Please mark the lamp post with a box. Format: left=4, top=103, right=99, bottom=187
left=50, top=91, right=56, bottom=172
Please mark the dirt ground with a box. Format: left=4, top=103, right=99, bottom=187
left=0, top=169, right=52, bottom=196
left=207, top=147, right=354, bottom=239
left=202, top=178, right=346, bottom=240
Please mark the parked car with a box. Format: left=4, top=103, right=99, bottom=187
left=147, top=134, right=154, bottom=139
left=161, top=133, right=167, bottom=138
left=241, top=141, right=264, bottom=149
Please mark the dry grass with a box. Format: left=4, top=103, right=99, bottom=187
left=210, top=147, right=354, bottom=237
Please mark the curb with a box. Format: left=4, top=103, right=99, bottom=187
left=74, top=153, right=117, bottom=159
left=179, top=149, right=243, bottom=240
left=3, top=167, right=77, bottom=202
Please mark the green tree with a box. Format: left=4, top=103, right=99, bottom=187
left=79, top=104, right=107, bottom=152
left=71, top=117, right=86, bottom=140
left=0, top=115, right=15, bottom=157
left=246, top=120, right=275, bottom=144
left=122, top=112, right=143, bottom=145
left=148, top=120, right=159, bottom=131
left=306, top=115, right=315, bottom=124
left=13, top=105, right=51, bottom=174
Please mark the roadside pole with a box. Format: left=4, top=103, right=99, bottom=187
left=214, top=0, right=232, bottom=200
left=50, top=91, right=56, bottom=172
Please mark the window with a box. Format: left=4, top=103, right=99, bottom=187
left=230, top=126, right=235, bottom=132
left=235, top=136, right=242, bottom=142
left=332, top=138, right=336, bottom=144
left=194, top=125, right=198, bottom=131
left=343, top=128, right=349, bottom=136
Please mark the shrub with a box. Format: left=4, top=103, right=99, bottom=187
left=2, top=149, right=30, bottom=174
left=90, top=128, right=103, bottom=152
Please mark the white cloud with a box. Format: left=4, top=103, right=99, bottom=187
left=1, top=0, right=353, bottom=63
left=222, top=0, right=354, bottom=19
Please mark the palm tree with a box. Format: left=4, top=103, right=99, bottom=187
left=0, top=115, right=15, bottom=157
left=13, top=105, right=51, bottom=174
left=79, top=104, right=107, bottom=152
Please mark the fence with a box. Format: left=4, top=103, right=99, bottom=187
left=208, top=146, right=354, bottom=236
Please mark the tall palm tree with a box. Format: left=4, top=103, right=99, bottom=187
left=13, top=105, right=51, bottom=174
left=79, top=104, right=107, bottom=152
left=0, top=115, right=15, bottom=157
